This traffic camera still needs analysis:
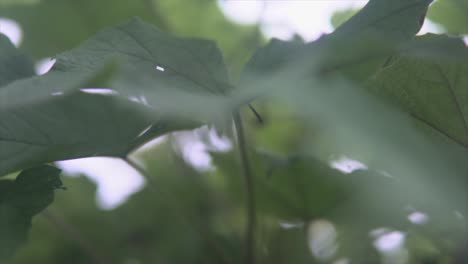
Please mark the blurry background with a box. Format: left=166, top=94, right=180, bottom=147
left=0, top=0, right=466, bottom=263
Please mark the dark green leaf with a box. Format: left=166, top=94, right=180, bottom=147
left=0, top=33, right=34, bottom=87
left=0, top=165, right=62, bottom=262
left=0, top=63, right=190, bottom=176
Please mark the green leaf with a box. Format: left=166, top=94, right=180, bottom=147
left=428, top=0, right=468, bottom=35
left=0, top=34, right=34, bottom=87
left=369, top=34, right=468, bottom=148
left=330, top=9, right=359, bottom=29
left=0, top=63, right=189, bottom=176
left=52, top=17, right=232, bottom=120
left=241, top=0, right=433, bottom=84
left=314, top=0, right=432, bottom=80
left=331, top=0, right=432, bottom=41
left=0, top=18, right=230, bottom=176
left=0, top=165, right=62, bottom=262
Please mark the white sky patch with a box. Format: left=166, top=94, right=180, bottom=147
left=155, top=65, right=165, bottom=72
left=172, top=126, right=232, bottom=171
left=217, top=0, right=265, bottom=25
left=178, top=137, right=214, bottom=171
left=373, top=230, right=405, bottom=252
left=219, top=0, right=368, bottom=41
left=373, top=230, right=408, bottom=263
left=419, top=19, right=445, bottom=35
left=80, top=88, right=118, bottom=95
left=330, top=156, right=367, bottom=174
left=279, top=220, right=304, bottom=229
left=56, top=157, right=146, bottom=210
left=35, top=57, right=56, bottom=75
left=207, top=127, right=232, bottom=151
left=408, top=211, right=429, bottom=225
left=307, top=220, right=338, bottom=261
left=0, top=18, right=23, bottom=46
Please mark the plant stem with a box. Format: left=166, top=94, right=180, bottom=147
left=42, top=209, right=109, bottom=264
left=233, top=111, right=256, bottom=264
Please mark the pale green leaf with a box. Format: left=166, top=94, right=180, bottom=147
left=369, top=34, right=468, bottom=148
left=428, top=0, right=468, bottom=35
left=241, top=0, right=433, bottom=84
left=330, top=9, right=359, bottom=29
left=53, top=17, right=232, bottom=120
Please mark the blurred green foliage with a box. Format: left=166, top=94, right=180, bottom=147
left=0, top=0, right=467, bottom=263
left=428, top=0, right=468, bottom=35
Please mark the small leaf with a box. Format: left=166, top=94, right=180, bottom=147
left=0, top=165, right=62, bottom=261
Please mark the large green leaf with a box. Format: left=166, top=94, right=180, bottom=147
left=0, top=68, right=185, bottom=176
left=369, top=34, right=468, bottom=148
left=331, top=0, right=431, bottom=41
left=52, top=17, right=232, bottom=120
left=237, top=0, right=468, bottom=229
left=428, top=0, right=468, bottom=35
left=0, top=18, right=233, bottom=176
left=241, top=0, right=433, bottom=84
left=313, top=0, right=432, bottom=79
left=0, top=34, right=34, bottom=87
left=0, top=165, right=62, bottom=262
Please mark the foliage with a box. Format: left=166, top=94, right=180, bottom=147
left=428, top=0, right=468, bottom=34
left=0, top=165, right=62, bottom=262
left=0, top=0, right=467, bottom=263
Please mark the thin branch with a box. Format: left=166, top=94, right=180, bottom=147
left=42, top=209, right=110, bottom=264
left=233, top=111, right=256, bottom=264
left=248, top=104, right=264, bottom=124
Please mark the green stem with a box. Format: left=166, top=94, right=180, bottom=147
left=233, top=111, right=256, bottom=264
